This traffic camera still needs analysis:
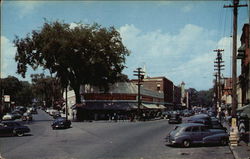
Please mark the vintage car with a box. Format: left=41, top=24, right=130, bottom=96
left=22, top=112, right=33, bottom=121
left=0, top=121, right=30, bottom=137
left=168, top=114, right=182, bottom=124
left=51, top=117, right=71, bottom=129
left=167, top=123, right=229, bottom=147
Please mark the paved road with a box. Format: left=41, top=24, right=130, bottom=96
left=0, top=110, right=234, bottom=159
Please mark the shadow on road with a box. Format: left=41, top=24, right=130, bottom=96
left=165, top=143, right=229, bottom=148
left=0, top=134, right=33, bottom=138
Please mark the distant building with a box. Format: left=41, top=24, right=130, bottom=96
left=131, top=76, right=174, bottom=106
left=173, top=85, right=182, bottom=107
left=180, top=82, right=186, bottom=107
left=237, top=23, right=250, bottom=107
left=64, top=82, right=166, bottom=121
left=221, top=77, right=232, bottom=107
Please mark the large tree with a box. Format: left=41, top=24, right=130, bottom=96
left=14, top=21, right=130, bottom=104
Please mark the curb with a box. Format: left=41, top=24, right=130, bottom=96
left=229, top=145, right=239, bottom=159
left=229, top=145, right=250, bottom=159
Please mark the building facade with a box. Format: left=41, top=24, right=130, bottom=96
left=131, top=76, right=175, bottom=106
left=237, top=23, right=250, bottom=107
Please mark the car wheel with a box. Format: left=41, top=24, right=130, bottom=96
left=221, top=138, right=228, bottom=146
left=17, top=132, right=24, bottom=137
left=182, top=140, right=191, bottom=148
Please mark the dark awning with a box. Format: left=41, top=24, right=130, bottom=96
left=84, top=102, right=137, bottom=111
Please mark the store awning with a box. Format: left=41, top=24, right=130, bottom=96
left=158, top=105, right=166, bottom=109
left=142, top=103, right=160, bottom=109
left=237, top=104, right=250, bottom=118
left=83, top=102, right=138, bottom=111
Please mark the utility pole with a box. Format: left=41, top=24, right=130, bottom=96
left=133, top=68, right=145, bottom=118
left=213, top=73, right=218, bottom=115
left=224, top=0, right=247, bottom=117
left=214, top=49, right=224, bottom=116
left=224, top=0, right=247, bottom=146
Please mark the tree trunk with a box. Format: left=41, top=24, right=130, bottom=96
left=73, top=84, right=81, bottom=104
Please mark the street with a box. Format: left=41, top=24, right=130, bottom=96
left=0, top=110, right=234, bottom=159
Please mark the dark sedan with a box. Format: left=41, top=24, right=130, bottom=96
left=167, top=123, right=229, bottom=147
left=51, top=117, right=71, bottom=129
left=0, top=121, right=30, bottom=137
left=168, top=114, right=182, bottom=124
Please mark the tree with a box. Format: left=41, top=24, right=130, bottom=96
left=16, top=81, right=34, bottom=106
left=0, top=76, right=33, bottom=106
left=31, top=73, right=62, bottom=108
left=197, top=88, right=213, bottom=107
left=14, top=20, right=130, bottom=104
left=187, top=88, right=199, bottom=107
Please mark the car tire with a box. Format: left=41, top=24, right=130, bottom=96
left=221, top=138, right=228, bottom=146
left=17, top=132, right=24, bottom=137
left=182, top=140, right=191, bottom=148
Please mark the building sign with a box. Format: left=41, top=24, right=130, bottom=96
left=4, top=95, right=10, bottom=102
left=84, top=93, right=137, bottom=101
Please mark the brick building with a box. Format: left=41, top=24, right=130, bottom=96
left=131, top=76, right=180, bottom=106
left=237, top=23, right=250, bottom=107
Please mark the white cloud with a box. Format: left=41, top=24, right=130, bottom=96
left=118, top=24, right=232, bottom=90
left=182, top=5, right=193, bottom=13
left=1, top=36, right=17, bottom=78
left=15, top=1, right=44, bottom=18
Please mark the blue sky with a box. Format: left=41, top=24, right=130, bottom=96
left=1, top=1, right=249, bottom=90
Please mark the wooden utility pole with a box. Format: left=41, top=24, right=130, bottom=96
left=214, top=49, right=224, bottom=115
left=213, top=73, right=218, bottom=114
left=133, top=68, right=145, bottom=117
left=224, top=0, right=247, bottom=118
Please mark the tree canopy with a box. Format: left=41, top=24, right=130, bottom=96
left=14, top=21, right=130, bottom=104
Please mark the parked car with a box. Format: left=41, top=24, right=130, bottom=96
left=29, top=107, right=38, bottom=114
left=210, top=117, right=227, bottom=132
left=2, top=113, right=15, bottom=121
left=0, top=121, right=30, bottom=137
left=51, top=117, right=71, bottom=129
left=167, top=123, right=229, bottom=147
left=22, top=113, right=33, bottom=121
left=187, top=114, right=212, bottom=127
left=11, top=111, right=22, bottom=119
left=168, top=114, right=182, bottom=124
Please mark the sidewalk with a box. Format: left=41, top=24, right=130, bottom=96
left=230, top=141, right=250, bottom=159
left=222, top=119, right=250, bottom=159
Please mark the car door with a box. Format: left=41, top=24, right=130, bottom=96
left=0, top=124, right=8, bottom=135
left=190, top=126, right=203, bottom=143
left=0, top=123, right=13, bottom=135
left=200, top=126, right=210, bottom=139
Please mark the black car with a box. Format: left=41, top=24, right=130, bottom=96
left=188, top=114, right=212, bottom=127
left=168, top=114, right=182, bottom=124
left=0, top=121, right=30, bottom=137
left=51, top=117, right=71, bottom=129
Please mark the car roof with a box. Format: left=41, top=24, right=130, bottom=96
left=190, top=114, right=209, bottom=119
left=178, top=123, right=204, bottom=128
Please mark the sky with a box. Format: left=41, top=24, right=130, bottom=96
left=1, top=0, right=249, bottom=91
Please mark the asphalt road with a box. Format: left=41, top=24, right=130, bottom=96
left=0, top=110, right=234, bottom=159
